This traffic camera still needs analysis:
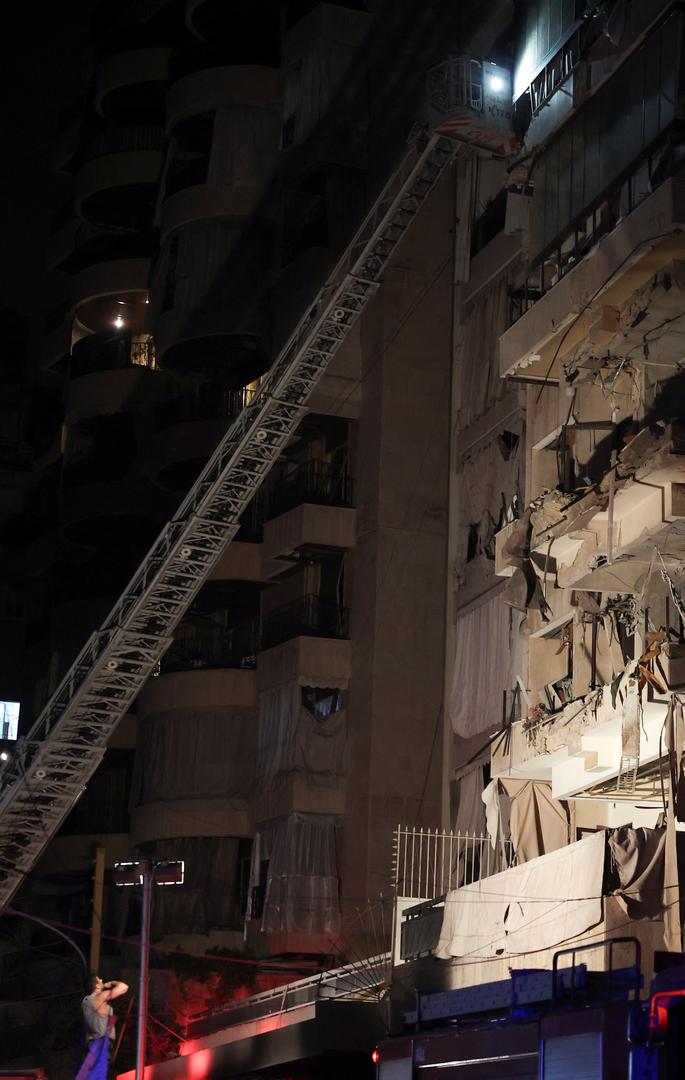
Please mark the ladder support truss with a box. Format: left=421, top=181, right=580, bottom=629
left=0, top=132, right=456, bottom=911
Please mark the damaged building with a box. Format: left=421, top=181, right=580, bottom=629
left=5, top=0, right=685, bottom=1078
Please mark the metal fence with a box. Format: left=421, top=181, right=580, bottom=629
left=392, top=825, right=515, bottom=900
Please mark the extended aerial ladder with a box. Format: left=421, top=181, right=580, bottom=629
left=0, top=129, right=459, bottom=911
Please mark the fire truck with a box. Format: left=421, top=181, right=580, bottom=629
left=372, top=939, right=685, bottom=1079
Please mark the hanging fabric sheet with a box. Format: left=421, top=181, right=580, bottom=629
left=450, top=591, right=521, bottom=738
left=436, top=830, right=605, bottom=960
left=249, top=813, right=341, bottom=936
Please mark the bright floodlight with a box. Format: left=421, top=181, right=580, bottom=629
left=488, top=74, right=505, bottom=92
left=114, top=314, right=125, bottom=328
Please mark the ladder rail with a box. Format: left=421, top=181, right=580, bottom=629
left=0, top=132, right=456, bottom=911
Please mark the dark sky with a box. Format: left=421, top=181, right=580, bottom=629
left=1, top=3, right=94, bottom=354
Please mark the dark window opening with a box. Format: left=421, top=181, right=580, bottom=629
left=302, top=686, right=342, bottom=718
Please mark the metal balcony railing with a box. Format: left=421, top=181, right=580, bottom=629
left=70, top=334, right=156, bottom=379
left=266, top=459, right=354, bottom=520
left=510, top=5, right=685, bottom=325
left=155, top=387, right=255, bottom=429
left=161, top=618, right=258, bottom=674
left=392, top=824, right=515, bottom=900
left=81, top=124, right=166, bottom=162
left=260, top=595, right=349, bottom=651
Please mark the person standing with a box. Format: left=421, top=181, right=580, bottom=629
left=76, top=974, right=129, bottom=1080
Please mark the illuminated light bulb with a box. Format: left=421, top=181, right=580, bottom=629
left=0, top=752, right=8, bottom=762
left=371, top=1049, right=380, bottom=1064
left=488, top=74, right=505, bottom=92
left=114, top=314, right=125, bottom=329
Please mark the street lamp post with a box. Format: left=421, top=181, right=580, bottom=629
left=114, top=859, right=184, bottom=1080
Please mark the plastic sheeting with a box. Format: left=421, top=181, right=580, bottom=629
left=130, top=708, right=256, bottom=806
left=436, top=831, right=605, bottom=960
left=450, top=591, right=521, bottom=738
left=250, top=812, right=341, bottom=936
left=148, top=837, right=241, bottom=936
left=256, top=686, right=347, bottom=787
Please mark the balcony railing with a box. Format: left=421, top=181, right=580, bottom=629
left=70, top=333, right=156, bottom=379
left=161, top=618, right=258, bottom=674
left=393, top=825, right=516, bottom=963
left=260, top=594, right=349, bottom=651
left=511, top=5, right=685, bottom=324
left=392, top=824, right=515, bottom=901
left=81, top=124, right=166, bottom=163
left=265, top=460, right=354, bottom=520
left=155, top=387, right=255, bottom=429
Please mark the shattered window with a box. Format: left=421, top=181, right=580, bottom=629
left=301, top=686, right=342, bottom=718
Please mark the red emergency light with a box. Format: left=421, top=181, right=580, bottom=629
left=371, top=1048, right=381, bottom=1064
left=649, top=989, right=685, bottom=1038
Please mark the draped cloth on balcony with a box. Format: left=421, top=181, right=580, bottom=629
left=130, top=707, right=256, bottom=805
left=450, top=590, right=521, bottom=738
left=113, top=836, right=242, bottom=938
left=483, top=778, right=569, bottom=863
left=256, top=685, right=347, bottom=787
left=436, top=830, right=605, bottom=961
left=249, top=812, right=341, bottom=937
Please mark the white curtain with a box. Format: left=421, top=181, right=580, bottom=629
left=249, top=813, right=341, bottom=936
left=450, top=592, right=521, bottom=738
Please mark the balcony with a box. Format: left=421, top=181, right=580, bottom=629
left=75, top=125, right=165, bottom=227
left=69, top=332, right=156, bottom=379
left=185, top=0, right=280, bottom=65
left=95, top=46, right=171, bottom=122
left=264, top=459, right=354, bottom=521
left=161, top=617, right=258, bottom=674
left=260, top=594, right=349, bottom=651
left=502, top=6, right=685, bottom=381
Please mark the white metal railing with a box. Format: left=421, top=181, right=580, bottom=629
left=392, top=825, right=515, bottom=900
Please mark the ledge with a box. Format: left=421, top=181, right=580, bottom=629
left=500, top=177, right=685, bottom=381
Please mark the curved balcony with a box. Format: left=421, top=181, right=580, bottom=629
left=66, top=351, right=163, bottom=429
left=95, top=46, right=171, bottom=121
left=156, top=317, right=269, bottom=386
left=69, top=330, right=155, bottom=378
left=160, top=180, right=269, bottom=238
left=71, top=259, right=150, bottom=336
left=60, top=479, right=170, bottom=548
left=53, top=220, right=157, bottom=276
left=166, top=63, right=278, bottom=134
left=75, top=126, right=165, bottom=227
left=185, top=0, right=280, bottom=64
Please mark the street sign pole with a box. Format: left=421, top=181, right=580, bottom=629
left=135, top=860, right=152, bottom=1080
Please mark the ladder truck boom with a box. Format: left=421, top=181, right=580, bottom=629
left=0, top=132, right=457, bottom=913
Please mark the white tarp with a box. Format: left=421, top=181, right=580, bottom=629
left=436, top=830, right=605, bottom=960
